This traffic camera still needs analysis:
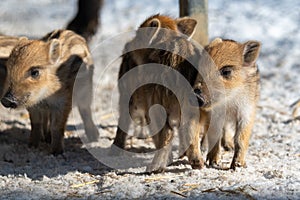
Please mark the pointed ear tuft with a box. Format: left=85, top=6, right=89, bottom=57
left=210, top=38, right=223, bottom=46
left=176, top=17, right=197, bottom=38
left=243, top=41, right=261, bottom=67
left=19, top=37, right=29, bottom=41
left=18, top=37, right=29, bottom=46
left=48, top=39, right=61, bottom=64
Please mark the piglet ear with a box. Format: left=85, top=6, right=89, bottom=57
left=149, top=18, right=161, bottom=28
left=243, top=41, right=261, bottom=67
left=210, top=37, right=223, bottom=46
left=176, top=17, right=197, bottom=39
left=19, top=37, right=28, bottom=42
left=48, top=39, right=61, bottom=64
left=148, top=18, right=161, bottom=45
left=17, top=37, right=29, bottom=46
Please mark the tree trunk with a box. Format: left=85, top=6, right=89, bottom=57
left=180, top=0, right=208, bottom=46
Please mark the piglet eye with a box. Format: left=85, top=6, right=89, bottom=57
left=220, top=66, right=233, bottom=78
left=29, top=67, right=40, bottom=79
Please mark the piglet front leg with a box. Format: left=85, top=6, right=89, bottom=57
left=28, top=108, right=43, bottom=148
left=49, top=104, right=71, bottom=155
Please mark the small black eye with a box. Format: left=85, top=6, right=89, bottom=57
left=30, top=68, right=40, bottom=79
left=220, top=66, right=233, bottom=78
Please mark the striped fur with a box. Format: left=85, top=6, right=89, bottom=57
left=193, top=38, right=261, bottom=169
left=0, top=35, right=19, bottom=58
left=1, top=30, right=99, bottom=154
left=112, top=14, right=204, bottom=172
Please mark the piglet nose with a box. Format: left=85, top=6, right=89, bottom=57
left=194, top=89, right=202, bottom=96
left=1, top=92, right=18, bottom=109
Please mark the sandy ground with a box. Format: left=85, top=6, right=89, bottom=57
left=0, top=0, right=299, bottom=199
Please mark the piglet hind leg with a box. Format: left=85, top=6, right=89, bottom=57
left=206, top=139, right=221, bottom=168
left=110, top=104, right=131, bottom=155
left=221, top=123, right=235, bottom=151
left=146, top=126, right=174, bottom=173
left=111, top=92, right=133, bottom=153
left=179, top=115, right=205, bottom=170
left=205, top=119, right=224, bottom=169
left=42, top=110, right=51, bottom=144
left=110, top=126, right=129, bottom=156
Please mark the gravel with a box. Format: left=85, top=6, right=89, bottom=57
left=0, top=0, right=299, bottom=199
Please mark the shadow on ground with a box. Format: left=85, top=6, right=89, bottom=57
left=0, top=121, right=112, bottom=180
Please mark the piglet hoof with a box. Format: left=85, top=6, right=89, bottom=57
left=51, top=150, right=64, bottom=156
left=206, top=153, right=221, bottom=169
left=28, top=139, right=39, bottom=149
left=146, top=164, right=166, bottom=174
left=186, top=151, right=204, bottom=169
left=208, top=161, right=222, bottom=169
left=51, top=146, right=64, bottom=156
left=230, top=161, right=247, bottom=170
left=190, top=157, right=204, bottom=169
left=146, top=149, right=172, bottom=173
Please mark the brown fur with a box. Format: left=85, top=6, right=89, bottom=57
left=1, top=30, right=99, bottom=154
left=112, top=14, right=204, bottom=172
left=191, top=38, right=261, bottom=169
